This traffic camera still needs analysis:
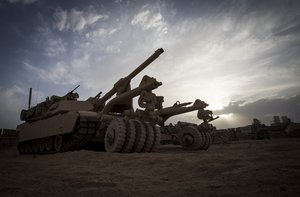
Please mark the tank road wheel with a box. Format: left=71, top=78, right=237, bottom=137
left=202, top=132, right=211, bottom=150
left=19, top=142, right=25, bottom=154
left=179, top=126, right=202, bottom=150
left=17, top=142, right=22, bottom=154
left=105, top=118, right=127, bottom=153
left=23, top=143, right=28, bottom=154
left=131, top=120, right=146, bottom=153
left=39, top=138, right=46, bottom=153
left=35, top=139, right=42, bottom=153
left=18, top=142, right=25, bottom=154
left=151, top=126, right=161, bottom=151
left=122, top=119, right=137, bottom=153
left=45, top=137, right=53, bottom=153
left=23, top=142, right=28, bottom=154
left=142, top=122, right=155, bottom=152
left=33, top=140, right=39, bottom=153
left=22, top=142, right=28, bottom=154
left=27, top=141, right=33, bottom=153
left=27, top=142, right=33, bottom=154
left=54, top=135, right=63, bottom=152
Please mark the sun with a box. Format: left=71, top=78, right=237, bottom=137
left=219, top=113, right=234, bottom=120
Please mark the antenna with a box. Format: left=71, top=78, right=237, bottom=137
left=28, top=88, right=32, bottom=109
left=35, top=78, right=40, bottom=105
left=70, top=85, right=80, bottom=93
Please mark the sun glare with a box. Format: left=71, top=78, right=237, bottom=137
left=208, top=102, right=224, bottom=111
left=219, top=113, right=234, bottom=120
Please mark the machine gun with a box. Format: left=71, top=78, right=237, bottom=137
left=61, top=85, right=80, bottom=100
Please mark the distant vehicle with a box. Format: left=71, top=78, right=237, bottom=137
left=249, top=119, right=270, bottom=140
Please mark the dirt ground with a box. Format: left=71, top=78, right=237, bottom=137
left=0, top=139, right=299, bottom=197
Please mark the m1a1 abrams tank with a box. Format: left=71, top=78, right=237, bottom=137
left=17, top=48, right=218, bottom=154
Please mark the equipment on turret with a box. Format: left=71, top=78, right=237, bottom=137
left=28, top=88, right=32, bottom=109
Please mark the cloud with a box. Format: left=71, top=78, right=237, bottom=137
left=53, top=7, right=109, bottom=32
left=215, top=95, right=300, bottom=118
left=213, top=95, right=300, bottom=128
left=44, top=38, right=66, bottom=57
left=45, top=1, right=299, bottom=108
left=0, top=85, right=25, bottom=129
left=23, top=62, right=79, bottom=85
left=4, top=1, right=299, bottom=130
left=272, top=15, right=300, bottom=37
left=6, top=0, right=38, bottom=4
left=85, top=27, right=118, bottom=39
left=131, top=6, right=168, bottom=35
left=0, top=84, right=47, bottom=129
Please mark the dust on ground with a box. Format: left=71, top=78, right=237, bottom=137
left=0, top=139, right=300, bottom=197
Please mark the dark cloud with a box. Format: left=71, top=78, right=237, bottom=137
left=215, top=94, right=300, bottom=124
left=272, top=15, right=300, bottom=37
left=1, top=0, right=300, bottom=129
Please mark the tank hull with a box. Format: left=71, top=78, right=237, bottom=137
left=18, top=112, right=78, bottom=142
left=17, top=111, right=100, bottom=154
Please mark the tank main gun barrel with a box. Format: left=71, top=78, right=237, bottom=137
left=99, top=48, right=164, bottom=103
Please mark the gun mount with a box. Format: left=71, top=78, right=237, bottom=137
left=17, top=48, right=218, bottom=154
left=98, top=48, right=164, bottom=103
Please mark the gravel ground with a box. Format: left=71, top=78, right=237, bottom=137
left=0, top=138, right=300, bottom=197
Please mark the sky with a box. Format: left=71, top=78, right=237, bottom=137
left=0, top=0, right=299, bottom=129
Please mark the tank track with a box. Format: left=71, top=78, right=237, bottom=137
left=61, top=118, right=98, bottom=152
left=18, top=116, right=98, bottom=154
left=18, top=116, right=161, bottom=154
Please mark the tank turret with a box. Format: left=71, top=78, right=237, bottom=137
left=20, top=85, right=81, bottom=122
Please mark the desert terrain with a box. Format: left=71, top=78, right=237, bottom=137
left=0, top=139, right=299, bottom=197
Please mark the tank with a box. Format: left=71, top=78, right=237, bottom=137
left=17, top=48, right=218, bottom=154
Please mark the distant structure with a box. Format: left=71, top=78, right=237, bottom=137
left=281, top=116, right=291, bottom=124
left=211, top=115, right=299, bottom=144
left=269, top=116, right=293, bottom=135
left=249, top=118, right=270, bottom=139
left=273, top=116, right=281, bottom=124
left=0, top=128, right=18, bottom=149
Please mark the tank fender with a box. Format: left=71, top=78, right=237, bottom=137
left=77, top=111, right=98, bottom=122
